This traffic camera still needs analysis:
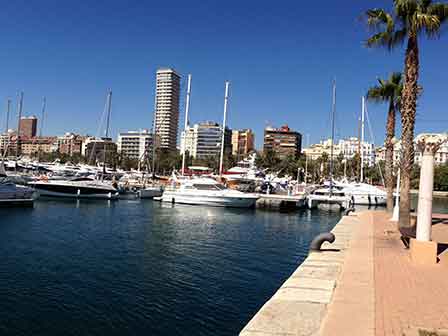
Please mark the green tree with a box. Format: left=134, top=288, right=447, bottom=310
left=365, top=0, right=448, bottom=227
left=367, top=72, right=403, bottom=212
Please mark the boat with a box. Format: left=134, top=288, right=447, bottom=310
left=138, top=185, right=163, bottom=198
left=28, top=177, right=119, bottom=199
left=0, top=160, right=35, bottom=207
left=155, top=177, right=259, bottom=208
left=337, top=181, right=387, bottom=206
left=306, top=186, right=352, bottom=210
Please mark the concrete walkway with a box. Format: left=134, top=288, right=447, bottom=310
left=321, top=211, right=448, bottom=336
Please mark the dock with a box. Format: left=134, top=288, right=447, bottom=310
left=240, top=211, right=448, bottom=336
left=255, top=193, right=306, bottom=210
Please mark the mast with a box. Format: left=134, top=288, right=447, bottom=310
left=151, top=83, right=158, bottom=178
left=219, top=81, right=230, bottom=177
left=329, top=79, right=336, bottom=195
left=181, top=74, right=192, bottom=176
left=40, top=97, right=46, bottom=137
left=305, top=134, right=310, bottom=185
left=360, top=96, right=365, bottom=182
left=102, top=90, right=112, bottom=178
left=5, top=98, right=11, bottom=157
left=15, top=92, right=24, bottom=163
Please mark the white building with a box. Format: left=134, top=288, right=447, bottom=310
left=180, top=121, right=231, bottom=159
left=391, top=133, right=448, bottom=166
left=303, top=137, right=375, bottom=166
left=117, top=130, right=152, bottom=161
left=153, top=68, right=181, bottom=151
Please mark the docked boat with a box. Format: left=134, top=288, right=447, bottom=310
left=339, top=182, right=387, bottom=206
left=28, top=177, right=119, bottom=199
left=155, top=177, right=258, bottom=208
left=306, top=186, right=352, bottom=210
left=0, top=162, right=35, bottom=207
left=138, top=185, right=163, bottom=199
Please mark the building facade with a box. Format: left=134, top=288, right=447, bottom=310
left=263, top=125, right=302, bottom=159
left=232, top=129, right=254, bottom=160
left=83, top=137, right=117, bottom=164
left=56, top=133, right=85, bottom=156
left=117, top=130, right=152, bottom=161
left=20, top=137, right=56, bottom=156
left=180, top=121, right=232, bottom=159
left=153, top=68, right=181, bottom=151
left=19, top=116, right=38, bottom=138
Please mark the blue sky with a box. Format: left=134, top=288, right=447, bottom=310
left=0, top=0, right=447, bottom=148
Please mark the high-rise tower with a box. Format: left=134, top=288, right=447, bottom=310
left=153, top=68, right=181, bottom=151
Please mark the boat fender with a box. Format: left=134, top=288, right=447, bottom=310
left=375, top=196, right=378, bottom=205
left=171, top=197, right=175, bottom=204
left=368, top=194, right=371, bottom=206
left=309, top=232, right=335, bottom=252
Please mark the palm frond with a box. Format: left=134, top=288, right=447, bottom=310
left=415, top=13, right=441, bottom=36
left=394, top=0, right=419, bottom=19
left=428, top=3, right=448, bottom=22
left=366, top=9, right=395, bottom=32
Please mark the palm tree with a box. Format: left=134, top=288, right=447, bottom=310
left=365, top=0, right=448, bottom=227
left=367, top=72, right=403, bottom=212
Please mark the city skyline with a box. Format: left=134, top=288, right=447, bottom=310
left=0, top=1, right=447, bottom=148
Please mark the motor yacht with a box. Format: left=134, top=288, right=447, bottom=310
left=306, top=185, right=352, bottom=210
left=28, top=177, right=119, bottom=199
left=0, top=161, right=35, bottom=206
left=155, top=177, right=258, bottom=208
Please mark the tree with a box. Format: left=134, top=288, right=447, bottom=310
left=367, top=72, right=403, bottom=212
left=365, top=0, right=448, bottom=227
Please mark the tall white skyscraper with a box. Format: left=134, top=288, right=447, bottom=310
left=154, top=68, right=181, bottom=151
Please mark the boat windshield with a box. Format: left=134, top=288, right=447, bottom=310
left=192, top=184, right=226, bottom=191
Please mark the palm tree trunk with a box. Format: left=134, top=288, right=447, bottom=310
left=385, top=99, right=395, bottom=212
left=399, top=35, right=419, bottom=228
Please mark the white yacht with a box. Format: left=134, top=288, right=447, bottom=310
left=155, top=177, right=259, bottom=208
left=338, top=182, right=387, bottom=206
left=28, top=177, right=119, bottom=199
left=0, top=162, right=35, bottom=206
left=307, top=186, right=352, bottom=210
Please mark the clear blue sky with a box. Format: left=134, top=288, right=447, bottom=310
left=1, top=0, right=447, bottom=148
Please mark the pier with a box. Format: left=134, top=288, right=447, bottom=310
left=255, top=194, right=306, bottom=210
left=240, top=211, right=448, bottom=335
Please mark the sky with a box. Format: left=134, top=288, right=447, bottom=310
left=0, top=0, right=447, bottom=149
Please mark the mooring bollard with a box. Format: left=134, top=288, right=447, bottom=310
left=309, top=232, right=335, bottom=252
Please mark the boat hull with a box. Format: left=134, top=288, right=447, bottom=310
left=29, top=182, right=119, bottom=200
left=155, top=191, right=258, bottom=208
left=138, top=188, right=163, bottom=199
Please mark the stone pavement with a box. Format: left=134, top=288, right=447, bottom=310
left=240, top=211, right=448, bottom=336
left=321, top=211, right=448, bottom=336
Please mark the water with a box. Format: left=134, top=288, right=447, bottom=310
left=0, top=199, right=342, bottom=335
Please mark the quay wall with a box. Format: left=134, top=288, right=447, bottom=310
left=239, top=212, right=361, bottom=335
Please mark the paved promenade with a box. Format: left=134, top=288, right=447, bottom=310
left=241, top=211, right=448, bottom=335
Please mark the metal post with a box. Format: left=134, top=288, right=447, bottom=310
left=181, top=74, right=192, bottom=176
left=219, top=81, right=230, bottom=177
left=391, top=169, right=400, bottom=222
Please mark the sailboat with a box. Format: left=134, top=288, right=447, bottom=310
left=29, top=91, right=119, bottom=199
left=307, top=80, right=352, bottom=210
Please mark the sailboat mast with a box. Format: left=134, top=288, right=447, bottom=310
left=5, top=98, right=11, bottom=157
left=181, top=74, right=192, bottom=176
left=16, top=92, right=24, bottom=162
left=40, top=97, right=46, bottom=137
left=151, top=83, right=158, bottom=178
left=329, top=79, right=336, bottom=192
left=219, top=81, right=230, bottom=177
left=360, top=96, right=365, bottom=182
left=103, top=90, right=112, bottom=177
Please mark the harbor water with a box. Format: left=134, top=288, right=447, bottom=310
left=0, top=199, right=339, bottom=336
left=1, top=197, right=446, bottom=335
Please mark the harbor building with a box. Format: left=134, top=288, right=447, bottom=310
left=180, top=121, right=232, bottom=159
left=19, top=116, right=38, bottom=138
left=55, top=133, right=86, bottom=156
left=388, top=133, right=448, bottom=166
left=153, top=68, right=181, bottom=151
left=263, top=125, right=302, bottom=159
left=232, top=129, right=255, bottom=160
left=20, top=137, right=56, bottom=156
left=82, top=137, right=117, bottom=164
left=117, top=130, right=153, bottom=161
left=303, top=137, right=375, bottom=166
